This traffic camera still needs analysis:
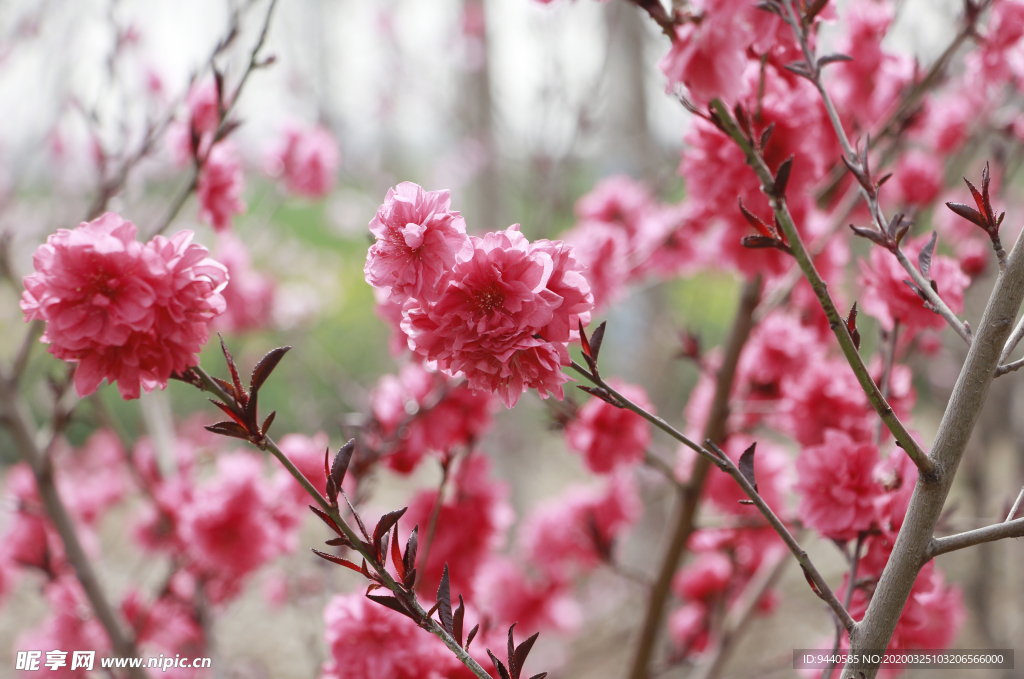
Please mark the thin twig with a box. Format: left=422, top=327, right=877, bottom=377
left=188, top=365, right=494, bottom=679
left=569, top=359, right=856, bottom=634
left=778, top=0, right=972, bottom=346
left=925, top=517, right=1024, bottom=560
left=690, top=548, right=791, bottom=679
left=0, top=372, right=148, bottom=678
left=1005, top=486, right=1024, bottom=522
left=824, top=533, right=865, bottom=679
left=415, top=452, right=456, bottom=590
left=875, top=322, right=899, bottom=445
left=707, top=98, right=936, bottom=479
left=999, top=314, right=1024, bottom=364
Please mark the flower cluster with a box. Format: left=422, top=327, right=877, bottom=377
left=264, top=123, right=341, bottom=199
left=365, top=182, right=593, bottom=407
left=21, top=213, right=227, bottom=399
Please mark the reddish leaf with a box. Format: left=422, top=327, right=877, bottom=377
left=738, top=198, right=775, bottom=238
left=803, top=0, right=830, bottom=23
left=436, top=564, right=454, bottom=635
left=311, top=549, right=361, bottom=572
left=250, top=346, right=291, bottom=394
left=577, top=385, right=624, bottom=408
left=964, top=176, right=986, bottom=222
left=261, top=411, right=276, bottom=436
left=758, top=122, right=775, bottom=151
left=738, top=442, right=758, bottom=494
left=219, top=335, right=245, bottom=404
left=513, top=631, right=541, bottom=679
left=309, top=505, right=345, bottom=538
left=773, top=156, right=793, bottom=197
left=374, top=507, right=407, bottom=559
left=578, top=320, right=591, bottom=357
left=325, top=537, right=349, bottom=547
left=466, top=624, right=480, bottom=651
left=204, top=421, right=250, bottom=440
left=945, top=202, right=987, bottom=228
left=366, top=594, right=417, bottom=621
left=588, top=321, right=607, bottom=362
left=391, top=525, right=405, bottom=580
left=208, top=399, right=246, bottom=427
left=487, top=650, right=512, bottom=679
left=849, top=224, right=888, bottom=247
left=453, top=595, right=466, bottom=648
left=331, top=439, right=356, bottom=498
left=404, top=524, right=419, bottom=575
left=846, top=302, right=861, bottom=351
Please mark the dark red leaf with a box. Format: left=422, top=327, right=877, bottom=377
left=507, top=624, right=517, bottom=675
left=758, top=122, right=775, bottom=151
left=487, top=650, right=512, bottom=679
left=453, top=595, right=466, bottom=648
left=309, top=505, right=345, bottom=538
left=528, top=675, right=548, bottom=679
left=436, top=564, right=454, bottom=635
left=773, top=156, right=793, bottom=197
left=219, top=335, right=245, bottom=404
left=403, top=568, right=416, bottom=589
left=741, top=236, right=792, bottom=255
left=466, top=624, right=480, bottom=650
left=391, top=525, right=405, bottom=580
left=876, top=172, right=893, bottom=188
left=513, top=632, right=541, bottom=679
left=945, top=202, right=987, bottom=228
left=578, top=320, right=591, bottom=357
left=588, top=321, right=607, bottom=362
left=250, top=346, right=291, bottom=394
left=803, top=0, right=830, bottom=23
left=964, top=176, right=986, bottom=222
left=576, top=385, right=624, bottom=408
left=208, top=399, right=246, bottom=427
left=846, top=302, right=861, bottom=351
left=783, top=60, right=812, bottom=78
left=374, top=507, right=407, bottom=558
left=311, top=549, right=361, bottom=572
left=404, top=524, right=419, bottom=575
left=204, top=421, right=250, bottom=440
left=261, top=411, right=276, bottom=436
left=325, top=537, right=348, bottom=547
left=331, top=439, right=355, bottom=497
left=849, top=224, right=888, bottom=247
left=738, top=198, right=775, bottom=238
left=738, top=443, right=758, bottom=494
left=885, top=212, right=904, bottom=241
left=366, top=594, right=417, bottom=620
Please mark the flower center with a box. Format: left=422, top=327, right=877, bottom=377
left=474, top=282, right=505, bottom=314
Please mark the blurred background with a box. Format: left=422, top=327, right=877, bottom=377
left=0, top=0, right=1022, bottom=677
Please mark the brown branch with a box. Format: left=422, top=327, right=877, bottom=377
left=0, top=373, right=148, bottom=678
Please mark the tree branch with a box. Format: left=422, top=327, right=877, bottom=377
left=0, top=371, right=148, bottom=678
left=707, top=99, right=936, bottom=479
left=620, top=276, right=762, bottom=679
left=777, top=0, right=972, bottom=345
left=925, top=517, right=1024, bottom=560
left=846, top=224, right=1024, bottom=679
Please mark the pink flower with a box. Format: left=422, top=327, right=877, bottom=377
left=210, top=233, right=275, bottom=333
left=178, top=454, right=288, bottom=603
left=404, top=226, right=591, bottom=408
left=796, top=429, right=884, bottom=541
left=265, top=124, right=340, bottom=199
left=370, top=365, right=494, bottom=473
left=565, top=380, right=652, bottom=473
left=21, top=213, right=227, bottom=399
left=365, top=182, right=470, bottom=305
left=782, top=357, right=874, bottom=446
left=673, top=551, right=733, bottom=602
left=519, top=473, right=640, bottom=578
left=859, top=234, right=969, bottom=334
left=404, top=455, right=513, bottom=597
left=888, top=150, right=943, bottom=207
left=167, top=81, right=221, bottom=166
left=320, top=594, right=470, bottom=679
left=197, top=143, right=246, bottom=232
left=829, top=0, right=913, bottom=130
left=473, top=557, right=581, bottom=634
left=15, top=578, right=110, bottom=678
left=668, top=602, right=710, bottom=655
left=55, top=429, right=128, bottom=526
